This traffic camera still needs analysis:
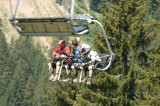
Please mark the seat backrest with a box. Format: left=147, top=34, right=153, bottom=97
left=96, top=53, right=110, bottom=68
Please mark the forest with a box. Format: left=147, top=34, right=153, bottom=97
left=0, top=0, right=160, bottom=105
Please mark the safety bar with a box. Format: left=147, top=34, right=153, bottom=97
left=10, top=0, right=19, bottom=19
left=58, top=60, right=64, bottom=80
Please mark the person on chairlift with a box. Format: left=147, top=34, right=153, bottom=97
left=48, top=40, right=71, bottom=81
left=67, top=40, right=83, bottom=83
left=80, top=44, right=101, bottom=84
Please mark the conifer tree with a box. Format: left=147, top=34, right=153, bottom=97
left=24, top=75, right=36, bottom=105
left=6, top=62, right=27, bottom=105
left=94, top=0, right=157, bottom=74
left=0, top=18, right=12, bottom=104
left=93, top=0, right=159, bottom=105
left=2, top=35, right=49, bottom=105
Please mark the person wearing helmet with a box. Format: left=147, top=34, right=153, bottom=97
left=48, top=40, right=70, bottom=81
left=80, top=44, right=101, bottom=84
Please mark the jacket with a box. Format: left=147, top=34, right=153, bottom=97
left=73, top=46, right=83, bottom=63
left=82, top=50, right=101, bottom=63
left=52, top=45, right=70, bottom=59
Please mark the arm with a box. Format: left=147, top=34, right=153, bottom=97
left=90, top=51, right=97, bottom=63
left=52, top=46, right=59, bottom=55
left=65, top=46, right=70, bottom=55
left=58, top=46, right=70, bottom=59
left=85, top=51, right=99, bottom=65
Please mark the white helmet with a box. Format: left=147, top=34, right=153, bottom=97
left=80, top=44, right=91, bottom=55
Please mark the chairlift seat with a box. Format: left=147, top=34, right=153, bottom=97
left=10, top=17, right=89, bottom=36
left=95, top=53, right=110, bottom=69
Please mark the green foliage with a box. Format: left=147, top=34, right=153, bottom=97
left=89, top=0, right=101, bottom=12
left=89, top=0, right=109, bottom=12
left=93, top=0, right=160, bottom=105
left=0, top=19, right=11, bottom=104
left=0, top=0, right=160, bottom=105
left=94, top=0, right=158, bottom=74
left=0, top=28, right=49, bottom=105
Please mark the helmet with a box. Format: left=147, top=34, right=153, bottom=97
left=80, top=44, right=91, bottom=55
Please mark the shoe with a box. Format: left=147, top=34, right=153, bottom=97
left=73, top=78, right=78, bottom=83
left=52, top=76, right=58, bottom=82
left=49, top=75, right=54, bottom=80
left=63, top=78, right=71, bottom=82
left=81, top=77, right=88, bottom=83
left=87, top=78, right=92, bottom=85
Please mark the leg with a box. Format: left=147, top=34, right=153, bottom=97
left=63, top=65, right=71, bottom=82
left=72, top=65, right=78, bottom=82
left=48, top=62, right=54, bottom=80
left=87, top=65, right=93, bottom=84
left=52, top=61, right=61, bottom=81
left=81, top=67, right=88, bottom=83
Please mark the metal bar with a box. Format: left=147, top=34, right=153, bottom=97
left=9, top=0, right=13, bottom=15
left=10, top=0, right=19, bottom=19
left=14, top=17, right=69, bottom=20
left=20, top=32, right=73, bottom=34
left=18, top=22, right=69, bottom=24
left=91, top=20, right=114, bottom=71
left=79, top=71, right=83, bottom=82
left=70, top=0, right=75, bottom=22
left=70, top=0, right=79, bottom=36
left=58, top=60, right=64, bottom=80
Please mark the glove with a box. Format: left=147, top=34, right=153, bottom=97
left=61, top=55, right=67, bottom=58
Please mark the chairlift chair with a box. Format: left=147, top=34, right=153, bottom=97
left=10, top=0, right=115, bottom=73
left=9, top=0, right=90, bottom=36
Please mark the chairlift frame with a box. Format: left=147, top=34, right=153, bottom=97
left=10, top=0, right=115, bottom=72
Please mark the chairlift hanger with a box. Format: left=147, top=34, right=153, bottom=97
left=9, top=0, right=115, bottom=71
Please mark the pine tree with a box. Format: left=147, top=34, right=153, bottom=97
left=2, top=35, right=49, bottom=105
left=24, top=75, right=36, bottom=105
left=93, top=0, right=160, bottom=105
left=0, top=18, right=12, bottom=104
left=6, top=62, right=27, bottom=105
left=94, top=0, right=155, bottom=74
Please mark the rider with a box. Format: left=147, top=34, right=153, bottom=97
left=48, top=40, right=70, bottom=81
left=70, top=40, right=83, bottom=83
left=80, top=44, right=101, bottom=84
